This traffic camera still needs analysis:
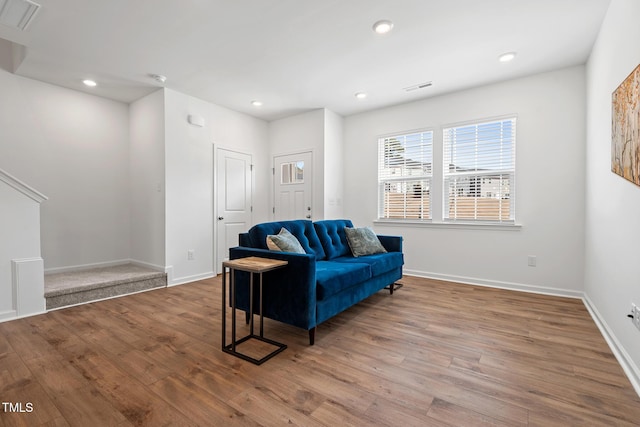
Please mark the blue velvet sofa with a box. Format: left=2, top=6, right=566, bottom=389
left=228, top=219, right=403, bottom=345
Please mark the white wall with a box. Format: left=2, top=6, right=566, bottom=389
left=344, top=66, right=586, bottom=295
left=584, top=0, right=640, bottom=390
left=0, top=70, right=269, bottom=286
left=324, top=109, right=345, bottom=219
left=129, top=90, right=166, bottom=269
left=163, top=89, right=269, bottom=284
left=269, top=109, right=325, bottom=220
left=0, top=69, right=131, bottom=270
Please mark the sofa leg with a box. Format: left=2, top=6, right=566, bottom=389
left=245, top=311, right=250, bottom=324
left=309, top=328, right=316, bottom=346
left=385, top=282, right=403, bottom=295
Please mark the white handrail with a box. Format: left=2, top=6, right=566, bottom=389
left=0, top=168, right=48, bottom=203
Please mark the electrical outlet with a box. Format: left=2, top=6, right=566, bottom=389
left=632, top=303, right=640, bottom=331
left=187, top=250, right=195, bottom=261
left=527, top=255, right=537, bottom=267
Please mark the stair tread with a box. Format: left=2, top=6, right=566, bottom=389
left=44, top=264, right=166, bottom=297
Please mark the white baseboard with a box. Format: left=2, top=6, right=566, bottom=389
left=583, top=295, right=640, bottom=397
left=168, top=271, right=215, bottom=287
left=403, top=269, right=584, bottom=299
left=0, top=310, right=17, bottom=322
left=44, top=259, right=132, bottom=275
left=128, top=259, right=166, bottom=272
left=0, top=309, right=48, bottom=324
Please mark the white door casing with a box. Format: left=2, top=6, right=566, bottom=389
left=216, top=148, right=252, bottom=271
left=273, top=151, right=312, bottom=221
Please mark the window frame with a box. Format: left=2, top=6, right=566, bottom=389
left=374, top=115, right=519, bottom=229
left=442, top=116, right=517, bottom=224
left=377, top=129, right=434, bottom=221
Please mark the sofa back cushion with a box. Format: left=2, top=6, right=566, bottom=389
left=246, top=220, right=326, bottom=260
left=313, top=219, right=354, bottom=260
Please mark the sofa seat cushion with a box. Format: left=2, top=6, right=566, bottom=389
left=332, top=252, right=404, bottom=276
left=315, top=260, right=371, bottom=300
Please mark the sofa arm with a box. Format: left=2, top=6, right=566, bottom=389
left=228, top=246, right=317, bottom=330
left=377, top=235, right=403, bottom=253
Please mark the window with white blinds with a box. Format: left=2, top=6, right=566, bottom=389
left=378, top=131, right=433, bottom=220
left=443, top=117, right=516, bottom=222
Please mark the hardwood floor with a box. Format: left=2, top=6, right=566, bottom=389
left=1, top=275, right=639, bottom=426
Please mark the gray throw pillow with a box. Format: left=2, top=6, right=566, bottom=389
left=345, top=227, right=387, bottom=257
left=266, top=228, right=306, bottom=254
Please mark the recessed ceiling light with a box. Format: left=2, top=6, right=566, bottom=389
left=372, top=20, right=393, bottom=35
left=251, top=100, right=263, bottom=107
left=355, top=92, right=367, bottom=99
left=82, top=79, right=97, bottom=87
left=498, top=52, right=517, bottom=63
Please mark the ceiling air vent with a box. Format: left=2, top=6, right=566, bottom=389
left=0, top=0, right=40, bottom=31
left=403, top=81, right=433, bottom=92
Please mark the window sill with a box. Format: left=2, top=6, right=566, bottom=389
left=373, top=219, right=522, bottom=231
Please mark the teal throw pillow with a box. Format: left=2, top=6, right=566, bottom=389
left=345, top=227, right=387, bottom=257
left=266, top=228, right=306, bottom=254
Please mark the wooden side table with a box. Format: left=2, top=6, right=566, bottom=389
left=221, top=256, right=288, bottom=365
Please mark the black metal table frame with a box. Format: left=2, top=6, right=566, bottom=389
left=221, top=263, right=287, bottom=365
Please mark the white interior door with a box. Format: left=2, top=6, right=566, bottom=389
left=216, top=148, right=252, bottom=270
left=273, top=151, right=312, bottom=220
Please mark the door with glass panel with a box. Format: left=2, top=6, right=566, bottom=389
left=273, top=152, right=312, bottom=220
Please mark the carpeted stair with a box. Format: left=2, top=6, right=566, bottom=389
left=45, top=263, right=167, bottom=310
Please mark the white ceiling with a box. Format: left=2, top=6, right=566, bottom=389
left=0, top=0, right=611, bottom=121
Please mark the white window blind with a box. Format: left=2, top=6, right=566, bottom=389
left=443, top=118, right=516, bottom=222
left=378, top=131, right=433, bottom=220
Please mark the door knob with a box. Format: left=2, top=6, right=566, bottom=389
left=218, top=216, right=224, bottom=220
